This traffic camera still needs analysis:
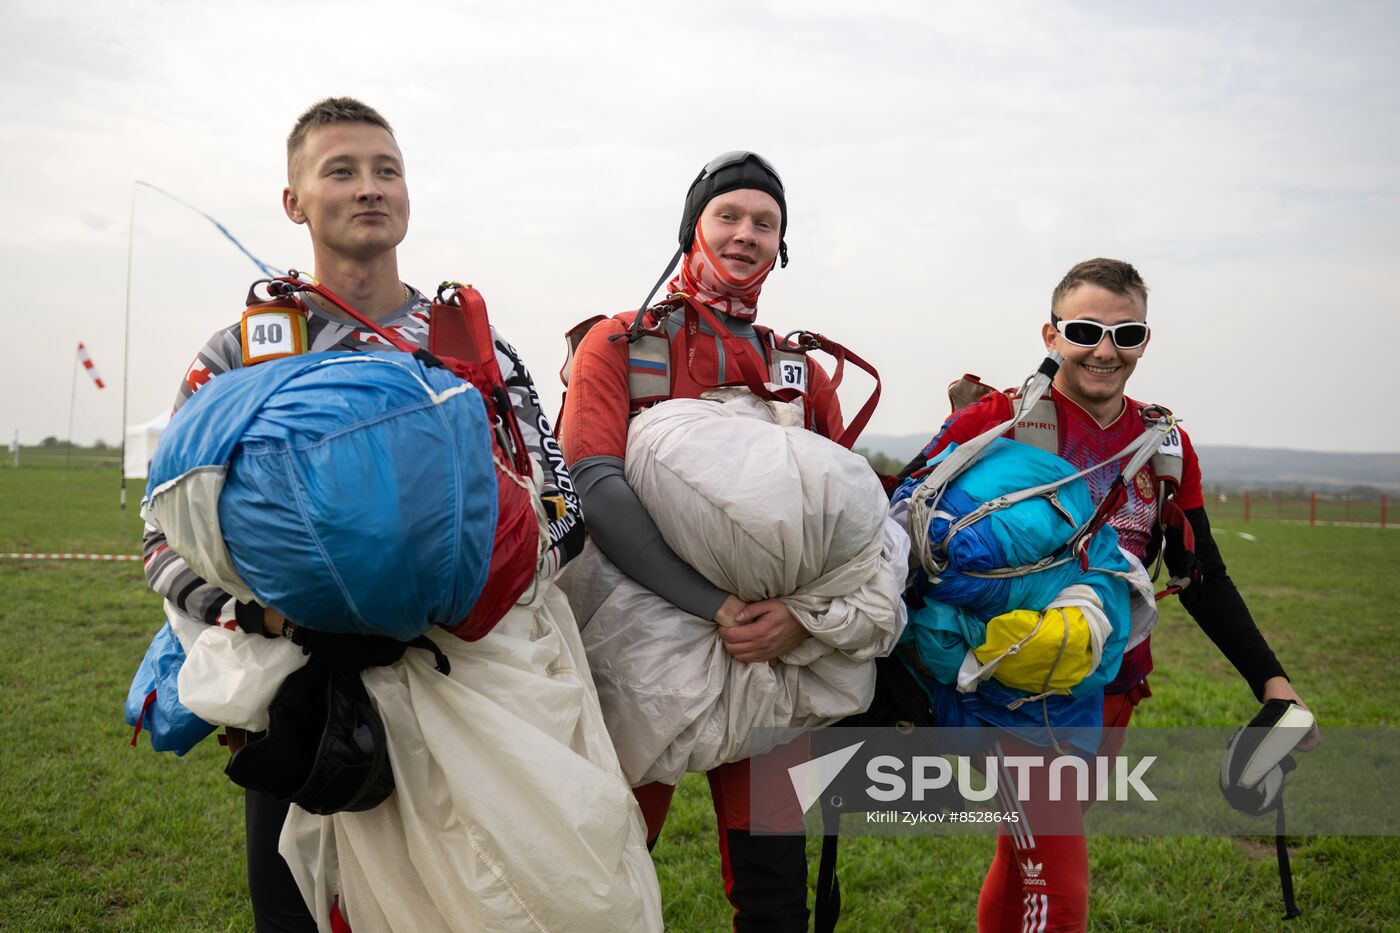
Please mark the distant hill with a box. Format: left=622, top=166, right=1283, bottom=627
left=1192, top=446, right=1400, bottom=494
left=855, top=433, right=1400, bottom=493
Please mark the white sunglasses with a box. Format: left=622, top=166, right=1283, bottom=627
left=1052, top=315, right=1150, bottom=349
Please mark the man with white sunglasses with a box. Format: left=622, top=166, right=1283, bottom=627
left=901, top=257, right=1317, bottom=931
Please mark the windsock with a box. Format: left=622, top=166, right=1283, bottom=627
left=77, top=342, right=105, bottom=389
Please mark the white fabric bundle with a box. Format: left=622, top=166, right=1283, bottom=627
left=279, top=580, right=662, bottom=933
left=174, top=603, right=308, bottom=732
left=560, top=390, right=908, bottom=786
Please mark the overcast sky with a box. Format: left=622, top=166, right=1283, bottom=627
left=3, top=0, right=1397, bottom=457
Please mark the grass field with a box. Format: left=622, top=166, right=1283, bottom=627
left=2, top=457, right=1398, bottom=931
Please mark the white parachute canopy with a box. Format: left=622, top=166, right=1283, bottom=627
left=123, top=411, right=170, bottom=479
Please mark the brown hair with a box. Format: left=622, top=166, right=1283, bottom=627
left=1050, top=258, right=1148, bottom=317
left=286, top=97, right=394, bottom=181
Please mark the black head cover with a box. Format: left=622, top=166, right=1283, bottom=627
left=678, top=152, right=788, bottom=266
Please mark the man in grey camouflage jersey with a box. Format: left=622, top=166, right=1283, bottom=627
left=143, top=97, right=583, bottom=932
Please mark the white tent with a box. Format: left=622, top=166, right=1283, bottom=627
left=124, top=411, right=171, bottom=479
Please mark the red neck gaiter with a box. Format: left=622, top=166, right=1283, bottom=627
left=667, top=219, right=774, bottom=322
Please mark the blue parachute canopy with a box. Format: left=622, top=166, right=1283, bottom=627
left=898, top=438, right=1129, bottom=625
left=144, top=351, right=500, bottom=640
left=124, top=619, right=216, bottom=756
left=893, top=438, right=1132, bottom=748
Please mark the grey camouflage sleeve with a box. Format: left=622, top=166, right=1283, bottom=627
left=142, top=330, right=245, bottom=623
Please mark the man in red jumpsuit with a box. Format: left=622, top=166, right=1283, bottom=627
left=902, top=257, right=1319, bottom=932
left=561, top=152, right=843, bottom=931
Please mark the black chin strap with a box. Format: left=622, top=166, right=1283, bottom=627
left=615, top=247, right=685, bottom=344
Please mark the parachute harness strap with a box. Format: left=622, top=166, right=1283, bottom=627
left=907, top=354, right=1062, bottom=576
left=911, top=387, right=1178, bottom=584
left=615, top=246, right=686, bottom=344
left=610, top=295, right=681, bottom=345
left=257, top=271, right=418, bottom=354
left=1063, top=409, right=1178, bottom=566
left=258, top=272, right=535, bottom=491
left=781, top=329, right=883, bottom=450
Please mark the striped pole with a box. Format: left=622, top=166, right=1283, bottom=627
left=121, top=183, right=137, bottom=534
left=66, top=346, right=78, bottom=467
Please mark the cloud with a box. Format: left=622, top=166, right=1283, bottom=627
left=2, top=0, right=1397, bottom=452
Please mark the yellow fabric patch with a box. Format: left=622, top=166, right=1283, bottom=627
left=973, top=605, right=1096, bottom=693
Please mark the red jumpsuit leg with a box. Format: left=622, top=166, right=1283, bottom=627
left=633, top=781, right=677, bottom=848
left=1085, top=681, right=1150, bottom=812
left=707, top=734, right=810, bottom=932
left=981, top=682, right=1153, bottom=930
left=976, top=738, right=1090, bottom=932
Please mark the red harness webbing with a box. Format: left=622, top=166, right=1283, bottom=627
left=781, top=328, right=882, bottom=451
left=428, top=282, right=539, bottom=640
left=655, top=296, right=882, bottom=449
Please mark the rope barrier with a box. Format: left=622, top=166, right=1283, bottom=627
left=2, top=552, right=142, bottom=562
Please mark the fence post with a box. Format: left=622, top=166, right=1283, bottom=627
left=1383, top=495, right=1388, bottom=529
left=1243, top=490, right=1251, bottom=523
left=1310, top=492, right=1317, bottom=527
left=1344, top=494, right=1350, bottom=522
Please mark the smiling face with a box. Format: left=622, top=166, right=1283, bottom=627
left=281, top=122, right=409, bottom=263
left=1043, top=282, right=1150, bottom=423
left=695, top=189, right=782, bottom=285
